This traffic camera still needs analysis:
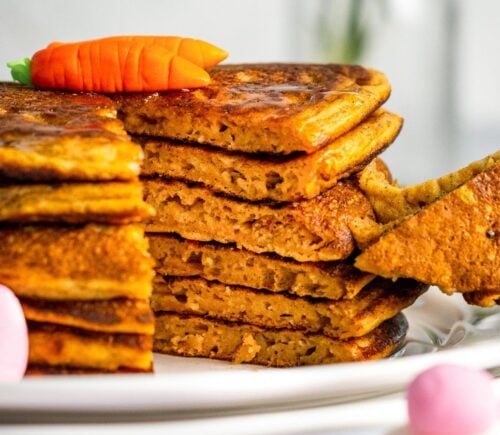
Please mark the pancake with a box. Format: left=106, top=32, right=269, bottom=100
left=359, top=151, right=500, bottom=224
left=154, top=313, right=408, bottom=367
left=355, top=161, right=499, bottom=292
left=463, top=291, right=500, bottom=308
left=347, top=159, right=397, bottom=248
left=151, top=276, right=426, bottom=339
left=0, top=82, right=141, bottom=181
left=28, top=322, right=153, bottom=372
left=0, top=182, right=154, bottom=224
left=0, top=224, right=154, bottom=300
left=139, top=110, right=402, bottom=202
left=149, top=234, right=374, bottom=300
left=26, top=365, right=152, bottom=375
left=114, top=63, right=391, bottom=155
left=22, top=298, right=154, bottom=334
left=143, top=177, right=376, bottom=262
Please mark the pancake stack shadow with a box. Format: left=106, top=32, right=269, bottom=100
left=115, top=64, right=428, bottom=367
left=0, top=83, right=155, bottom=374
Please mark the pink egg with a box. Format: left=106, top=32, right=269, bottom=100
left=0, top=284, right=28, bottom=382
left=407, top=364, right=497, bottom=435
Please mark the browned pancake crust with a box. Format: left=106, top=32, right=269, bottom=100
left=144, top=177, right=376, bottom=262
left=22, top=298, right=154, bottom=334
left=26, top=365, right=152, bottom=375
left=139, top=110, right=402, bottom=202
left=115, top=64, right=391, bottom=154
left=0, top=182, right=154, bottom=224
left=28, top=321, right=153, bottom=371
left=463, top=291, right=500, bottom=308
left=356, top=162, right=499, bottom=292
left=152, top=276, right=426, bottom=339
left=0, top=82, right=141, bottom=181
left=154, top=313, right=408, bottom=367
left=149, top=234, right=374, bottom=300
left=0, top=224, right=154, bottom=300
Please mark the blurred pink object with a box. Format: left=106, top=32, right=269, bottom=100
left=408, top=364, right=496, bottom=435
left=0, top=284, right=28, bottom=382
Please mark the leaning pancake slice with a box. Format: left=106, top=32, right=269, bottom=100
left=0, top=82, right=141, bottom=181
left=140, top=110, right=402, bottom=202
left=144, top=177, right=376, bottom=262
left=28, top=322, right=153, bottom=372
left=154, top=313, right=408, bottom=367
left=114, top=63, right=391, bottom=154
left=149, top=234, right=374, bottom=300
left=22, top=298, right=154, bottom=334
left=0, top=224, right=154, bottom=300
left=359, top=151, right=500, bottom=224
left=0, top=182, right=154, bottom=224
left=355, top=160, right=499, bottom=292
left=152, top=276, right=426, bottom=339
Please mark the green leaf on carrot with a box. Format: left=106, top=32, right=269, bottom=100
left=6, top=58, right=33, bottom=87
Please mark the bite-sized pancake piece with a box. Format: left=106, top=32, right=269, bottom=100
left=359, top=151, right=500, bottom=224
left=115, top=63, right=391, bottom=154
left=0, top=82, right=141, bottom=181
left=22, top=298, right=154, bottom=334
left=154, top=313, right=408, bottom=367
left=0, top=224, right=154, bottom=300
left=144, top=177, right=376, bottom=262
left=28, top=322, right=153, bottom=372
left=149, top=234, right=374, bottom=300
left=152, top=276, right=426, bottom=339
left=356, top=161, right=499, bottom=292
left=463, top=291, right=500, bottom=308
left=0, top=182, right=154, bottom=224
left=140, top=110, right=402, bottom=202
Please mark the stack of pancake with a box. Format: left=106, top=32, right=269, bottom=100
left=115, top=64, right=428, bottom=367
left=0, top=83, right=155, bottom=374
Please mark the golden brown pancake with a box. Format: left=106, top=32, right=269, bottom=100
left=355, top=161, right=499, bottom=292
left=154, top=313, right=408, bottom=367
left=28, top=321, right=153, bottom=372
left=143, top=177, right=376, bottom=262
left=0, top=224, right=154, bottom=300
left=149, top=234, right=374, bottom=300
left=0, top=82, right=141, bottom=181
left=0, top=182, right=154, bottom=224
left=152, top=276, right=426, bottom=339
left=359, top=151, right=500, bottom=224
left=114, top=64, right=391, bottom=154
left=139, top=110, right=402, bottom=202
left=22, top=298, right=154, bottom=334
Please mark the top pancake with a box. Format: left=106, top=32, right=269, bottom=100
left=114, top=64, right=391, bottom=154
left=0, top=83, right=142, bottom=181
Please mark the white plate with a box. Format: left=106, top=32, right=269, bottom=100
left=1, top=287, right=500, bottom=416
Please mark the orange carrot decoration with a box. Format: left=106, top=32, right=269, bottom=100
left=107, top=36, right=228, bottom=69
left=6, top=36, right=228, bottom=93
